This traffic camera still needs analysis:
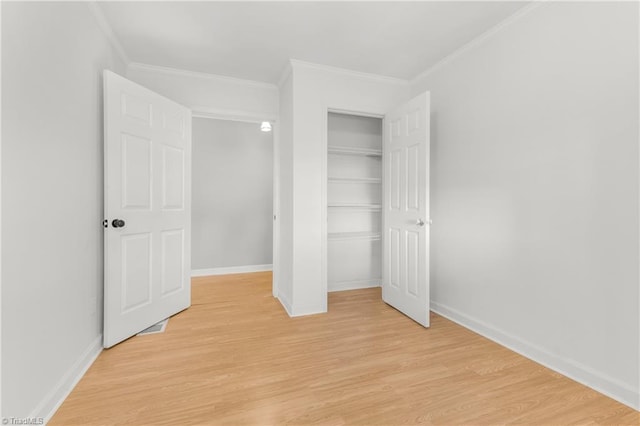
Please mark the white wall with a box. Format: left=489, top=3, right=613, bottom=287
left=412, top=1, right=639, bottom=409
left=127, top=63, right=278, bottom=122
left=275, top=71, right=294, bottom=313
left=1, top=2, right=126, bottom=419
left=191, top=118, right=273, bottom=271
left=286, top=61, right=409, bottom=315
left=0, top=2, right=4, bottom=418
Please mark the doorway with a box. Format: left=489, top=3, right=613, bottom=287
left=191, top=117, right=274, bottom=276
left=322, top=92, right=431, bottom=326
left=326, top=112, right=384, bottom=297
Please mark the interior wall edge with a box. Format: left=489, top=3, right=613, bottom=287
left=31, top=335, right=103, bottom=423
left=277, top=291, right=293, bottom=317
left=431, top=301, right=640, bottom=411
left=277, top=60, right=293, bottom=89
left=86, top=2, right=129, bottom=65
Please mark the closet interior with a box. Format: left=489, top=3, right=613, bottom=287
left=327, top=112, right=383, bottom=292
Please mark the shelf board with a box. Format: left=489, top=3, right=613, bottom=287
left=328, top=203, right=382, bottom=210
left=328, top=231, right=382, bottom=242
left=328, top=177, right=382, bottom=184
left=328, top=146, right=382, bottom=157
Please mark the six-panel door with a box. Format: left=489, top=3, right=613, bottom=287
left=382, top=92, right=430, bottom=327
left=104, top=70, right=191, bottom=348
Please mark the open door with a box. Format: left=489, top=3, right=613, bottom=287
left=103, top=70, right=192, bottom=348
left=382, top=92, right=430, bottom=327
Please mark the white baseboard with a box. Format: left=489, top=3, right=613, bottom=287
left=277, top=291, right=293, bottom=317
left=290, top=305, right=327, bottom=317
left=276, top=291, right=326, bottom=317
left=329, top=279, right=381, bottom=292
left=191, top=264, right=272, bottom=277
left=431, top=301, right=640, bottom=411
left=31, top=335, right=103, bottom=423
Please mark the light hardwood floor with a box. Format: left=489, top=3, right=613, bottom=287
left=51, top=272, right=638, bottom=425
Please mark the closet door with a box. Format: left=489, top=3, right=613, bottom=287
left=382, top=92, right=430, bottom=327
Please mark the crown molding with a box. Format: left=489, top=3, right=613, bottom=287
left=192, top=106, right=277, bottom=124
left=128, top=62, right=278, bottom=91
left=277, top=60, right=293, bottom=89
left=410, top=1, right=544, bottom=86
left=290, top=59, right=409, bottom=86
left=87, top=2, right=130, bottom=66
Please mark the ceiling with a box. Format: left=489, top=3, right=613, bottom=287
left=99, top=1, right=529, bottom=84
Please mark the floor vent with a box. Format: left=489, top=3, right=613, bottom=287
left=137, top=318, right=168, bottom=336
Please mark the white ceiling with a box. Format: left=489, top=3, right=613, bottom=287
left=99, top=1, right=529, bottom=84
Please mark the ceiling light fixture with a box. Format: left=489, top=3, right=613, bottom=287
left=260, top=121, right=272, bottom=132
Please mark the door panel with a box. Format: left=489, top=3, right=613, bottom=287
left=104, top=70, right=192, bottom=348
left=407, top=144, right=419, bottom=211
left=382, top=92, right=430, bottom=327
left=121, top=233, right=152, bottom=312
left=122, top=134, right=152, bottom=209
left=122, top=93, right=152, bottom=124
left=389, top=227, right=400, bottom=288
left=162, top=111, right=186, bottom=136
left=162, top=146, right=184, bottom=209
left=389, top=149, right=402, bottom=210
left=161, top=229, right=185, bottom=296
left=406, top=230, right=420, bottom=297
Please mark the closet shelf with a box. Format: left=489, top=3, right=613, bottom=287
left=328, top=231, right=382, bottom=242
left=328, top=177, right=382, bottom=184
left=328, top=146, right=383, bottom=157
left=328, top=203, right=382, bottom=210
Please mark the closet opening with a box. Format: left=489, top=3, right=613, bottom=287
left=325, top=112, right=383, bottom=301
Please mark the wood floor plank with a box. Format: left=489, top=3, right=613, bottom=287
left=50, top=272, right=639, bottom=425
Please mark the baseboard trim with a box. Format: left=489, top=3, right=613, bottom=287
left=31, top=335, right=103, bottom=423
left=276, top=292, right=326, bottom=318
left=328, top=279, right=381, bottom=292
left=431, top=301, right=640, bottom=411
left=191, top=264, right=272, bottom=277
left=277, top=291, right=293, bottom=316
left=290, top=305, right=327, bottom=317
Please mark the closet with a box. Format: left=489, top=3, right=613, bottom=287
left=327, top=112, right=383, bottom=292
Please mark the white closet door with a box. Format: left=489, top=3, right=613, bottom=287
left=103, top=70, right=192, bottom=348
left=382, top=92, right=430, bottom=327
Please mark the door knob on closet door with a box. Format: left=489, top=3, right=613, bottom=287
left=416, top=218, right=425, bottom=227
left=112, top=219, right=126, bottom=228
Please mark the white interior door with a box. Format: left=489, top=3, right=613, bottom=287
left=382, top=92, right=430, bottom=327
left=103, top=70, right=192, bottom=348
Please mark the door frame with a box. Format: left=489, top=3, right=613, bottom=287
left=191, top=109, right=279, bottom=297
left=320, top=105, right=386, bottom=309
